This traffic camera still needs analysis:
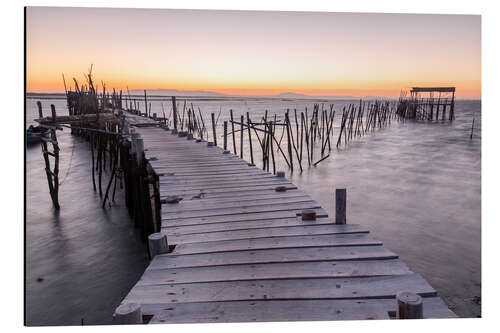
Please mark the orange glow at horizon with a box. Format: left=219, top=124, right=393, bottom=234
left=26, top=7, right=481, bottom=99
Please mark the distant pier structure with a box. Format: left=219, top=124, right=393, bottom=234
left=396, top=87, right=455, bottom=121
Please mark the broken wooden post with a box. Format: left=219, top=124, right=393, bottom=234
left=335, top=188, right=346, bottom=224
left=396, top=292, right=423, bottom=319
left=114, top=303, right=143, bottom=324
left=148, top=232, right=169, bottom=259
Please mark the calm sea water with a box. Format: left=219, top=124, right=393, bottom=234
left=25, top=97, right=481, bottom=325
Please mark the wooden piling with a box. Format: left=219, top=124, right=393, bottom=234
left=172, top=96, right=178, bottom=131
left=148, top=232, right=169, bottom=259
left=223, top=121, right=228, bottom=150
left=396, top=292, right=423, bottom=319
left=335, top=188, right=346, bottom=224
left=246, top=112, right=254, bottom=165
left=114, top=303, right=143, bottom=324
left=211, top=113, right=217, bottom=146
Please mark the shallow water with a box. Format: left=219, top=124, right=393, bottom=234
left=25, top=98, right=480, bottom=325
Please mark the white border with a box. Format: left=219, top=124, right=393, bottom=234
left=2, top=1, right=498, bottom=332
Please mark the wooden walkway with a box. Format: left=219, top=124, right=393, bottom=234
left=116, top=119, right=456, bottom=323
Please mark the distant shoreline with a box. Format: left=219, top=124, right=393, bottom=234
left=25, top=92, right=479, bottom=102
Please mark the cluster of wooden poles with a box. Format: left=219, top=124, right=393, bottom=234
left=63, top=66, right=123, bottom=118
left=165, top=99, right=397, bottom=174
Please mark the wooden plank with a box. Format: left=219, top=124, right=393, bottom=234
left=123, top=274, right=436, bottom=304
left=156, top=168, right=270, bottom=178
left=163, top=217, right=335, bottom=235
left=162, top=208, right=328, bottom=227
left=159, top=179, right=292, bottom=192
left=162, top=201, right=320, bottom=220
left=163, top=196, right=313, bottom=214
left=139, top=259, right=412, bottom=284
left=164, top=192, right=310, bottom=210
left=173, top=233, right=381, bottom=255
left=160, top=176, right=284, bottom=187
left=167, top=223, right=367, bottom=244
left=149, top=245, right=397, bottom=269
left=160, top=184, right=299, bottom=198
left=160, top=173, right=275, bottom=183
left=162, top=188, right=305, bottom=200
left=146, top=297, right=456, bottom=323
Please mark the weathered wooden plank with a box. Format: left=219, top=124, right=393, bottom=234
left=162, top=188, right=305, bottom=200
left=159, top=179, right=292, bottom=192
left=123, top=274, right=436, bottom=304
left=160, top=176, right=284, bottom=187
left=166, top=223, right=367, bottom=244
left=149, top=245, right=397, bottom=269
left=163, top=194, right=311, bottom=213
left=139, top=259, right=412, bottom=284
left=173, top=233, right=381, bottom=255
left=156, top=169, right=270, bottom=179
left=160, top=173, right=276, bottom=184
left=163, top=217, right=335, bottom=235
left=162, top=200, right=319, bottom=220
left=162, top=208, right=328, bottom=227
left=146, top=297, right=456, bottom=323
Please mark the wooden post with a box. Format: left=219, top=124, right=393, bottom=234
left=240, top=115, right=244, bottom=159
left=247, top=112, right=254, bottom=165
left=396, top=292, right=423, bottom=319
left=335, top=188, right=346, bottom=224
left=211, top=112, right=217, bottom=146
left=36, top=101, right=43, bottom=118
left=144, top=90, right=148, bottom=117
left=276, top=171, right=285, bottom=178
left=135, top=138, right=144, bottom=166
left=285, top=112, right=293, bottom=171
left=114, top=303, right=143, bottom=324
left=172, top=96, right=178, bottom=131
left=148, top=232, right=168, bottom=259
left=230, top=109, right=236, bottom=154
left=223, top=121, right=228, bottom=150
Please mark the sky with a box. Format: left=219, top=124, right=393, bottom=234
left=26, top=7, right=481, bottom=98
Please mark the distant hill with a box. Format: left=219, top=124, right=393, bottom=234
left=129, top=89, right=226, bottom=97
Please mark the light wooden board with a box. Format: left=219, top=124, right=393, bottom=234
left=162, top=201, right=319, bottom=220
left=149, top=246, right=397, bottom=269
left=146, top=297, right=456, bottom=323
left=160, top=184, right=298, bottom=197
left=163, top=217, right=335, bottom=235
left=163, top=194, right=312, bottom=212
left=139, top=259, right=412, bottom=284
left=123, top=274, right=436, bottom=304
left=159, top=179, right=292, bottom=192
left=173, top=233, right=381, bottom=255
left=162, top=188, right=305, bottom=200
left=166, top=223, right=367, bottom=244
left=162, top=208, right=328, bottom=227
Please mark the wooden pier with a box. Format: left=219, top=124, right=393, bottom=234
left=114, top=112, right=456, bottom=324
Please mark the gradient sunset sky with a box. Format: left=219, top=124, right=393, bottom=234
left=26, top=7, right=481, bottom=98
